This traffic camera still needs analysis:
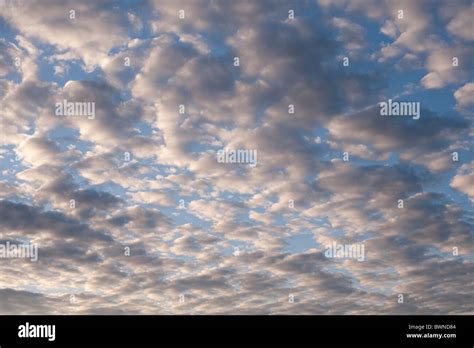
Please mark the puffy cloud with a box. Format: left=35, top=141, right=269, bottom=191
left=0, top=38, right=20, bottom=77
left=0, top=0, right=136, bottom=71
left=451, top=162, right=474, bottom=202
left=447, top=5, right=474, bottom=41
left=454, top=82, right=474, bottom=112
left=328, top=106, right=468, bottom=160
left=17, top=136, right=62, bottom=166
left=332, top=17, right=366, bottom=50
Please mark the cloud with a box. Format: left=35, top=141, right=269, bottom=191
left=0, top=0, right=472, bottom=315
left=0, top=200, right=114, bottom=243
left=454, top=82, right=474, bottom=113
left=447, top=4, right=474, bottom=41
left=451, top=162, right=474, bottom=202
left=0, top=0, right=135, bottom=71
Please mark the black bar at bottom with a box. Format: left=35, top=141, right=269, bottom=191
left=0, top=315, right=472, bottom=347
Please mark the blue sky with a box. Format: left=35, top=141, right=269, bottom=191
left=0, top=0, right=473, bottom=314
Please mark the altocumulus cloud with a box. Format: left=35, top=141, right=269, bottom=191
left=0, top=0, right=472, bottom=314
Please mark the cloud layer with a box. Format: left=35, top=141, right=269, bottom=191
left=0, top=0, right=472, bottom=314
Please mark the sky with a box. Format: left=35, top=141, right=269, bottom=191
left=0, top=0, right=473, bottom=315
